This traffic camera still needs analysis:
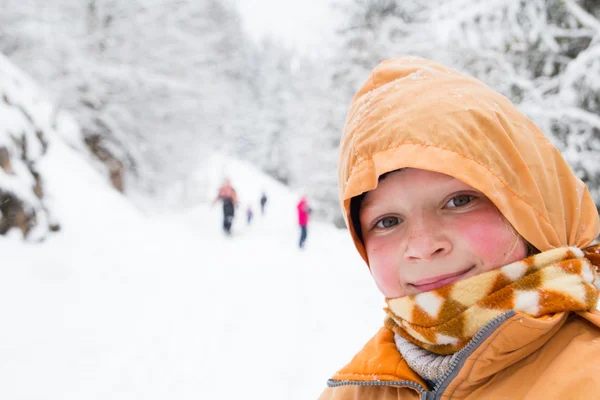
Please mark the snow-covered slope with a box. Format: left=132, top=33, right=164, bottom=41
left=0, top=53, right=106, bottom=240
left=0, top=151, right=383, bottom=399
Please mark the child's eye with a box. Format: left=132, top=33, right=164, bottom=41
left=375, top=216, right=401, bottom=229
left=446, top=195, right=475, bottom=208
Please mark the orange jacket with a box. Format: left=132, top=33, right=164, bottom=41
left=320, top=311, right=600, bottom=399
left=323, top=57, right=600, bottom=399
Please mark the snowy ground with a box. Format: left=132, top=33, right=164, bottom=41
left=0, top=145, right=383, bottom=399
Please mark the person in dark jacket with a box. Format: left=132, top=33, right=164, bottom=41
left=260, top=192, right=268, bottom=215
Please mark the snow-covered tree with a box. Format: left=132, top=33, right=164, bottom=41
left=1, top=0, right=257, bottom=201
left=333, top=0, right=600, bottom=208
left=7, top=0, right=600, bottom=225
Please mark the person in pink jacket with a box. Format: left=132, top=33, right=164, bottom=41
left=297, top=196, right=310, bottom=249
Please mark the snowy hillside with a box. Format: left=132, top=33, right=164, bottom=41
left=0, top=52, right=106, bottom=240
left=0, top=150, right=384, bottom=399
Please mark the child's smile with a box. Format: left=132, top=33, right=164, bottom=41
left=408, top=265, right=475, bottom=292
left=359, top=168, right=528, bottom=298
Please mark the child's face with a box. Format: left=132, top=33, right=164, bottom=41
left=359, top=168, right=527, bottom=298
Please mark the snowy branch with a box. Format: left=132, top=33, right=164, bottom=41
left=523, top=104, right=600, bottom=132
left=549, top=27, right=596, bottom=39
left=564, top=0, right=600, bottom=33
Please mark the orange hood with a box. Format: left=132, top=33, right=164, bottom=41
left=338, top=57, right=599, bottom=264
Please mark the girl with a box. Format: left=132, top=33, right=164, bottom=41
left=319, top=57, right=600, bottom=399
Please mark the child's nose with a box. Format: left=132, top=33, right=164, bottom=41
left=403, top=219, right=452, bottom=261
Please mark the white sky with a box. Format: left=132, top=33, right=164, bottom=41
left=234, top=0, right=342, bottom=54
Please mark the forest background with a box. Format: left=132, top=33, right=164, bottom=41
left=2, top=0, right=600, bottom=233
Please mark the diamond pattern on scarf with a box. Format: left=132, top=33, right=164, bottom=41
left=385, top=245, right=600, bottom=355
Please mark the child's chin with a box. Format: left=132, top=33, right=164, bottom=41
left=382, top=288, right=408, bottom=299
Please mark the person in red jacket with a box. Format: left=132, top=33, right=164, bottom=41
left=213, top=179, right=238, bottom=235
left=297, top=196, right=311, bottom=249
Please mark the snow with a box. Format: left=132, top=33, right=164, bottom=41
left=4, top=2, right=600, bottom=397
left=0, top=145, right=383, bottom=399
left=564, top=0, right=600, bottom=33
left=0, top=51, right=90, bottom=240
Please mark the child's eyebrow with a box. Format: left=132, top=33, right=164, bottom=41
left=359, top=196, right=390, bottom=214
left=360, top=198, right=375, bottom=210
left=359, top=196, right=389, bottom=213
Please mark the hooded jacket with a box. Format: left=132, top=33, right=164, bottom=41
left=320, top=57, right=600, bottom=399
left=298, top=197, right=310, bottom=226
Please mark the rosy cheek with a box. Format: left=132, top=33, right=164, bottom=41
left=461, top=219, right=503, bottom=256
left=453, top=210, right=524, bottom=268
left=367, top=242, right=405, bottom=298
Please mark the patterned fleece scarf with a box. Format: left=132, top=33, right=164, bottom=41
left=385, top=245, right=600, bottom=355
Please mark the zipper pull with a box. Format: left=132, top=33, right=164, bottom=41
left=422, top=392, right=436, bottom=400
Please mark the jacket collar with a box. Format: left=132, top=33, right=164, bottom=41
left=330, top=311, right=599, bottom=392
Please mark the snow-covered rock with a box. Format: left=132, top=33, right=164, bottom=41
left=0, top=53, right=105, bottom=240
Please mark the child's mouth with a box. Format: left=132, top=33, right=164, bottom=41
left=411, top=266, right=475, bottom=292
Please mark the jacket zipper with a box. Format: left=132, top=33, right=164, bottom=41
left=326, top=378, right=426, bottom=394
left=428, top=311, right=515, bottom=399
left=327, top=311, right=516, bottom=400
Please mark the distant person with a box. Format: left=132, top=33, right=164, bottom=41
left=260, top=192, right=268, bottom=215
left=246, top=205, right=253, bottom=225
left=213, top=179, right=238, bottom=235
left=296, top=196, right=311, bottom=249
